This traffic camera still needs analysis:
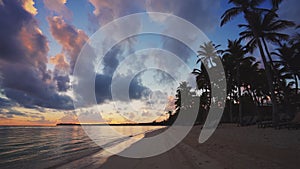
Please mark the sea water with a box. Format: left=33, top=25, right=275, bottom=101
left=0, top=126, right=164, bottom=168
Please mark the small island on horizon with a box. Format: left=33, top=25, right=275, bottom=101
left=56, top=121, right=169, bottom=126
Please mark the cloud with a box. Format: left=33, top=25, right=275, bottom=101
left=49, top=53, right=70, bottom=91
left=22, top=0, right=38, bottom=15
left=95, top=73, right=150, bottom=104
left=145, top=0, right=220, bottom=70
left=94, top=74, right=111, bottom=103
left=165, top=96, right=176, bottom=112
left=0, top=97, right=14, bottom=108
left=48, top=16, right=91, bottom=94
left=54, top=75, right=70, bottom=92
left=0, top=109, right=28, bottom=119
left=59, top=111, right=79, bottom=123
left=102, top=46, right=121, bottom=76
left=49, top=53, right=70, bottom=75
left=0, top=0, right=73, bottom=109
left=43, top=0, right=72, bottom=20
left=77, top=110, right=104, bottom=123
left=89, top=0, right=144, bottom=27
left=48, top=16, right=88, bottom=73
left=27, top=115, right=53, bottom=124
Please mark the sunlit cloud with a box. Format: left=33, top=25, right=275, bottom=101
left=88, top=0, right=144, bottom=27
left=49, top=53, right=70, bottom=74
left=0, top=0, right=73, bottom=110
left=48, top=16, right=88, bottom=72
left=22, top=0, right=37, bottom=15
left=43, top=0, right=72, bottom=20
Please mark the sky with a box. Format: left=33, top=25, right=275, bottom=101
left=0, top=0, right=299, bottom=126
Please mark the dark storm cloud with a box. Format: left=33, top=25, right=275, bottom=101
left=0, top=109, right=28, bottom=119
left=0, top=0, right=73, bottom=110
left=92, top=37, right=151, bottom=104
left=53, top=75, right=70, bottom=92
left=0, top=97, right=14, bottom=108
left=4, top=88, right=73, bottom=110
left=95, top=74, right=112, bottom=103
left=95, top=73, right=150, bottom=104
left=129, top=77, right=151, bottom=100
left=0, top=0, right=31, bottom=62
left=102, top=47, right=121, bottom=76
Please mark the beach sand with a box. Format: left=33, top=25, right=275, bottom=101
left=59, top=124, right=300, bottom=169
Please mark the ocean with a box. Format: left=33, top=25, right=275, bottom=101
left=0, top=126, right=164, bottom=169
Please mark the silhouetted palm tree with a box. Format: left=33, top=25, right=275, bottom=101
left=173, top=82, right=199, bottom=124
left=221, top=0, right=292, bottom=126
left=222, top=39, right=248, bottom=124
left=220, top=0, right=281, bottom=27
left=238, top=10, right=295, bottom=66
left=196, top=41, right=221, bottom=68
left=272, top=44, right=299, bottom=94
left=193, top=42, right=222, bottom=123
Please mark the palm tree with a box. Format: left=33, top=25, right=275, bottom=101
left=194, top=42, right=221, bottom=99
left=272, top=44, right=299, bottom=94
left=238, top=12, right=279, bottom=125
left=238, top=10, right=295, bottom=67
left=193, top=42, right=221, bottom=123
left=173, top=82, right=199, bottom=124
left=196, top=41, right=221, bottom=68
left=222, top=39, right=248, bottom=124
left=220, top=0, right=280, bottom=27
left=221, top=0, right=292, bottom=126
left=192, top=64, right=210, bottom=123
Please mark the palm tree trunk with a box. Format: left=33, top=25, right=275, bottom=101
left=228, top=77, right=234, bottom=123
left=229, top=92, right=233, bottom=123
left=257, top=38, right=279, bottom=127
left=294, top=74, right=298, bottom=94
left=237, top=65, right=243, bottom=126
left=262, top=38, right=290, bottom=98
left=262, top=38, right=275, bottom=68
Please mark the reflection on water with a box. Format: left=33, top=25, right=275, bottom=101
left=0, top=126, right=164, bottom=168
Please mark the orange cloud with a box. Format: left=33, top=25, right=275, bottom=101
left=89, top=0, right=144, bottom=25
left=48, top=16, right=88, bottom=72
left=89, top=0, right=111, bottom=16
left=59, top=112, right=79, bottom=123
left=165, top=95, right=176, bottom=111
left=22, top=0, right=38, bottom=15
left=49, top=53, right=70, bottom=74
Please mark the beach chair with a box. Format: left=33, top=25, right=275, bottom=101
left=257, top=118, right=273, bottom=128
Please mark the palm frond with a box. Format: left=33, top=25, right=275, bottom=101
left=221, top=7, right=242, bottom=26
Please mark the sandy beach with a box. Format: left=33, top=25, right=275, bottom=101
left=78, top=124, right=300, bottom=169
